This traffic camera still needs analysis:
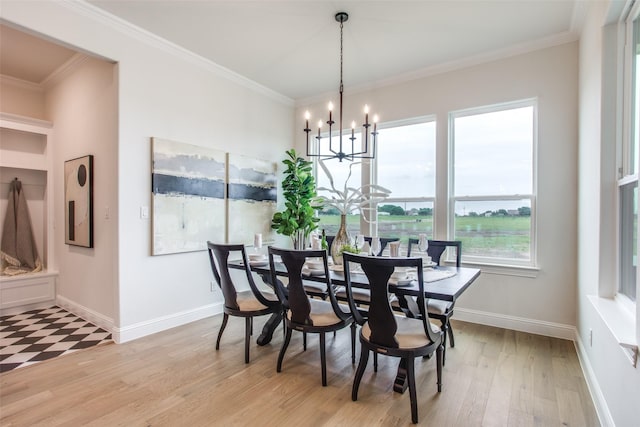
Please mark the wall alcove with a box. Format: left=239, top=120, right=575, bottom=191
left=0, top=112, right=57, bottom=315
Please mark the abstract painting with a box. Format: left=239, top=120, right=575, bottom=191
left=65, top=155, right=93, bottom=248
left=227, top=153, right=277, bottom=246
left=151, top=138, right=225, bottom=255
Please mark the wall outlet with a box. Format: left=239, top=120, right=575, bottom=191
left=589, top=329, right=593, bottom=346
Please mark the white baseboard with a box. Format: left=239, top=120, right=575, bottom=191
left=453, top=307, right=576, bottom=340
left=113, top=302, right=223, bottom=343
left=56, top=295, right=115, bottom=333
left=574, top=333, right=615, bottom=427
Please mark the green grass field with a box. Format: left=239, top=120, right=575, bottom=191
left=317, top=214, right=531, bottom=259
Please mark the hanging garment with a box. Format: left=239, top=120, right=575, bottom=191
left=0, top=178, right=42, bottom=275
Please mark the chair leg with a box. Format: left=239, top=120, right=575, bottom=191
left=407, top=357, right=418, bottom=424
left=303, top=332, right=307, bottom=351
left=436, top=343, right=443, bottom=392
left=277, top=326, right=292, bottom=373
left=350, top=323, right=356, bottom=364
left=447, top=320, right=455, bottom=347
left=374, top=352, right=378, bottom=372
left=244, top=317, right=251, bottom=364
left=216, top=313, right=229, bottom=350
left=352, top=347, right=370, bottom=401
left=441, top=324, right=447, bottom=366
left=250, top=317, right=254, bottom=336
left=320, top=332, right=327, bottom=386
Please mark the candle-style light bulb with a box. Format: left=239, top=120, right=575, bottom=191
left=328, top=102, right=334, bottom=111
left=351, top=120, right=356, bottom=130
left=373, top=114, right=379, bottom=133
left=304, top=111, right=311, bottom=120
left=364, top=105, right=369, bottom=114
left=317, top=120, right=322, bottom=138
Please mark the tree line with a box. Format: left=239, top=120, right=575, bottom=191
left=318, top=205, right=531, bottom=217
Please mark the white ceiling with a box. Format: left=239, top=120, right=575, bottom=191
left=2, top=1, right=583, bottom=100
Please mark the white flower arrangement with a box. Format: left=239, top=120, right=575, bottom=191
left=312, top=159, right=391, bottom=220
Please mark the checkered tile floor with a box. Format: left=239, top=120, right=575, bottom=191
left=0, top=306, right=112, bottom=373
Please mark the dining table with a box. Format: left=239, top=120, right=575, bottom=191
left=228, top=257, right=481, bottom=394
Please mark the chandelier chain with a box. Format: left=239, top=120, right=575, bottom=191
left=339, top=18, right=344, bottom=93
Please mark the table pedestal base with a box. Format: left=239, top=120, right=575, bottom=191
left=393, top=359, right=409, bottom=393
left=257, top=312, right=282, bottom=346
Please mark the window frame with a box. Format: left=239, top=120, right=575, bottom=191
left=448, top=98, right=538, bottom=268
left=616, top=1, right=640, bottom=304
left=369, top=116, right=437, bottom=241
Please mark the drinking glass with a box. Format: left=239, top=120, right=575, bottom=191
left=418, top=233, right=428, bottom=252
left=355, top=234, right=365, bottom=251
left=371, top=237, right=381, bottom=257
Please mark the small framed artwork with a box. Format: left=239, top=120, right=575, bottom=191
left=64, top=155, right=94, bottom=248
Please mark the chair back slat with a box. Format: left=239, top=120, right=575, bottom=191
left=360, top=262, right=399, bottom=348
left=279, top=250, right=312, bottom=325
left=208, top=242, right=278, bottom=311
left=208, top=243, right=241, bottom=310
left=268, top=247, right=337, bottom=327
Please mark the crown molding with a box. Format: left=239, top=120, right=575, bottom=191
left=0, top=74, right=43, bottom=92
left=58, top=0, right=293, bottom=107
left=295, top=31, right=579, bottom=108
left=42, top=52, right=91, bottom=88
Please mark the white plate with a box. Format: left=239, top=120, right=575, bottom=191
left=249, top=260, right=268, bottom=267
left=389, top=276, right=415, bottom=286
left=395, top=278, right=414, bottom=286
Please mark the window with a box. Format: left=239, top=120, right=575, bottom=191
left=374, top=119, right=436, bottom=243
left=315, top=139, right=362, bottom=238
left=450, top=100, right=536, bottom=266
left=618, top=9, right=640, bottom=302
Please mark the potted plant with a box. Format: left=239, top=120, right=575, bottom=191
left=271, top=149, right=322, bottom=249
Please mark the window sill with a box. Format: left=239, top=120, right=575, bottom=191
left=453, top=260, right=539, bottom=278
left=588, top=295, right=638, bottom=367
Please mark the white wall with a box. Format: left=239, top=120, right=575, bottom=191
left=2, top=1, right=294, bottom=342
left=297, top=42, right=579, bottom=335
left=45, top=56, right=118, bottom=328
left=576, top=1, right=640, bottom=426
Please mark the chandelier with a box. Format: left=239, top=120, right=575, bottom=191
left=304, top=12, right=378, bottom=162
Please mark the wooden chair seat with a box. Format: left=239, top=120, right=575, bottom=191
left=361, top=317, right=441, bottom=349
left=286, top=298, right=349, bottom=328
left=234, top=290, right=279, bottom=312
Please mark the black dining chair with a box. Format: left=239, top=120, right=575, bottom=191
left=207, top=242, right=282, bottom=364
left=268, top=246, right=356, bottom=386
left=342, top=252, right=444, bottom=424
left=407, top=239, right=462, bottom=352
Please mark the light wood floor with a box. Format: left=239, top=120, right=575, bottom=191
left=0, top=315, right=599, bottom=426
